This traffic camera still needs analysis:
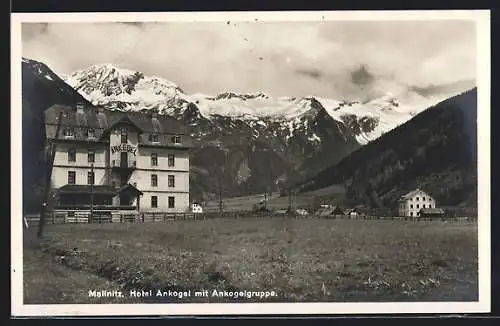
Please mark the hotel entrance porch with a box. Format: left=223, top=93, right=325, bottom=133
left=54, top=184, right=144, bottom=221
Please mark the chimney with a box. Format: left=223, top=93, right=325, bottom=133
left=151, top=112, right=161, bottom=132
left=76, top=102, right=85, bottom=113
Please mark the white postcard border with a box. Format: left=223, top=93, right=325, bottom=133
left=11, top=9, right=491, bottom=317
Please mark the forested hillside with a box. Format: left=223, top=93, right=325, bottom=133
left=297, top=88, right=478, bottom=210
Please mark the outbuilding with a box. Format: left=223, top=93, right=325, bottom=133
left=418, top=208, right=445, bottom=218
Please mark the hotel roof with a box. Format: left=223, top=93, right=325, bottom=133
left=398, top=188, right=432, bottom=201
left=44, top=103, right=192, bottom=147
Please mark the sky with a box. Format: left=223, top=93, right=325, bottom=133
left=21, top=19, right=477, bottom=101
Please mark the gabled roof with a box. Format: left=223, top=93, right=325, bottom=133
left=105, top=115, right=144, bottom=133
left=116, top=183, right=143, bottom=196
left=44, top=104, right=189, bottom=142
left=399, top=188, right=433, bottom=200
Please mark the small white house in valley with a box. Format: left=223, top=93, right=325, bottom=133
left=397, top=188, right=437, bottom=217
left=191, top=203, right=203, bottom=213
left=346, top=208, right=361, bottom=217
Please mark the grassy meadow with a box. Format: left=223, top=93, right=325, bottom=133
left=23, top=217, right=478, bottom=304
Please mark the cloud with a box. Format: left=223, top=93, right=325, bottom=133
left=21, top=23, right=49, bottom=41
left=295, top=68, right=324, bottom=80
left=409, top=79, right=477, bottom=98
left=350, top=65, right=375, bottom=87
left=21, top=20, right=477, bottom=99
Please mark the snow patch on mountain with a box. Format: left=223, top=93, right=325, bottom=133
left=63, top=63, right=469, bottom=145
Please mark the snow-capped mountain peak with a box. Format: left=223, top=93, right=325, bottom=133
left=63, top=64, right=187, bottom=111
left=62, top=62, right=471, bottom=145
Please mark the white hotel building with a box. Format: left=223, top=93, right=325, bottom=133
left=397, top=188, right=437, bottom=217
left=44, top=103, right=191, bottom=214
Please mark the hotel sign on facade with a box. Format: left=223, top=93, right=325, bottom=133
left=110, top=144, right=138, bottom=155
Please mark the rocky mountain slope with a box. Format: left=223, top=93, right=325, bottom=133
left=296, top=88, right=478, bottom=211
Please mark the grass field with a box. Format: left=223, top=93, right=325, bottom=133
left=23, top=217, right=478, bottom=304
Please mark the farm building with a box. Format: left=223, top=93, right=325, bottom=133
left=44, top=102, right=192, bottom=216
left=418, top=208, right=445, bottom=218
left=397, top=188, right=437, bottom=217
left=346, top=208, right=361, bottom=217
left=317, top=205, right=345, bottom=217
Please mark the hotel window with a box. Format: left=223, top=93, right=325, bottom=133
left=151, top=174, right=158, bottom=187
left=168, top=175, right=175, bottom=188
left=68, top=148, right=76, bottom=162
left=410, top=204, right=413, bottom=209
left=171, top=135, right=181, bottom=144
left=416, top=204, right=419, bottom=209
left=416, top=197, right=419, bottom=201
left=87, top=172, right=95, bottom=185
left=151, top=153, right=158, bottom=166
left=63, top=127, right=74, bottom=137
left=150, top=133, right=159, bottom=143
left=121, top=128, right=128, bottom=144
left=87, top=128, right=95, bottom=138
left=168, top=196, right=175, bottom=208
left=168, top=154, right=175, bottom=167
left=88, top=150, right=95, bottom=163
left=151, top=196, right=158, bottom=208
left=68, top=171, right=76, bottom=185
left=422, top=197, right=425, bottom=201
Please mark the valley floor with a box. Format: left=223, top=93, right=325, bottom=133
left=22, top=218, right=478, bottom=304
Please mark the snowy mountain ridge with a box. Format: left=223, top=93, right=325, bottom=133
left=63, top=63, right=468, bottom=145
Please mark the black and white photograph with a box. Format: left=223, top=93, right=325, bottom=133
left=11, top=10, right=490, bottom=316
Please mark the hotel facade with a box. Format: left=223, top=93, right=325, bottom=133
left=44, top=103, right=192, bottom=215
left=397, top=188, right=437, bottom=217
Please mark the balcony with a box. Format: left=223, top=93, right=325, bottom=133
left=111, top=159, right=137, bottom=170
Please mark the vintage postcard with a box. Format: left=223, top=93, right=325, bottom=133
left=11, top=10, right=491, bottom=317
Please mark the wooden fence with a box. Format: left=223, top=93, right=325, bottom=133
left=23, top=210, right=477, bottom=227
